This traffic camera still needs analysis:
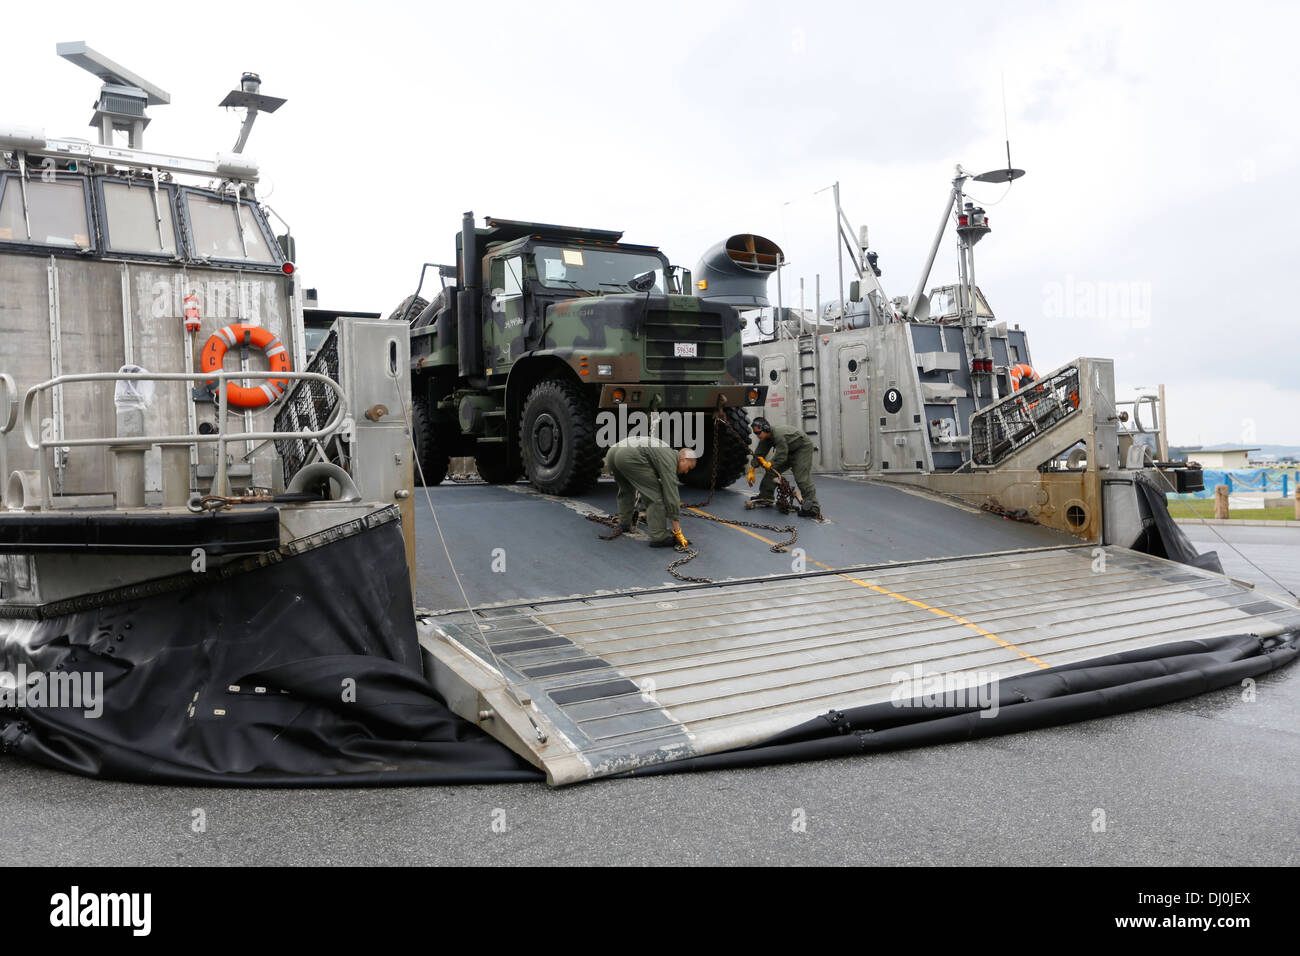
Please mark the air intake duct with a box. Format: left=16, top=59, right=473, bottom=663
left=693, top=234, right=783, bottom=308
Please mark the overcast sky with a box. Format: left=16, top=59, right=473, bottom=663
left=5, top=0, right=1297, bottom=447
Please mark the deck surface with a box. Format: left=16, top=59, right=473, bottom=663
left=413, top=475, right=1073, bottom=612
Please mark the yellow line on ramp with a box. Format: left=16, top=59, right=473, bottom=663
left=685, top=506, right=1050, bottom=669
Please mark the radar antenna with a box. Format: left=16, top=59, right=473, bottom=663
left=56, top=41, right=170, bottom=149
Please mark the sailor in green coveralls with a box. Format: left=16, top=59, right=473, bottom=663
left=747, top=417, right=821, bottom=518
left=605, top=436, right=699, bottom=548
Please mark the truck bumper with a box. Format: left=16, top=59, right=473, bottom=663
left=596, top=383, right=767, bottom=410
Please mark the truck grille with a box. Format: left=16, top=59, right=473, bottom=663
left=643, top=310, right=726, bottom=375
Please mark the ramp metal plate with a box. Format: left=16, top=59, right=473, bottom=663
left=419, top=545, right=1300, bottom=785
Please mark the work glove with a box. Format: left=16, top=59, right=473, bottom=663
left=747, top=467, right=755, bottom=486
left=674, top=529, right=690, bottom=549
left=757, top=456, right=773, bottom=470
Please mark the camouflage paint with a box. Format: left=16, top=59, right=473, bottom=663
left=411, top=232, right=766, bottom=436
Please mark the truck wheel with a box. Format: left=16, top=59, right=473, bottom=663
left=682, top=406, right=751, bottom=490
left=519, top=379, right=604, bottom=495
left=388, top=294, right=429, bottom=325
left=474, top=449, right=521, bottom=485
left=411, top=396, right=450, bottom=486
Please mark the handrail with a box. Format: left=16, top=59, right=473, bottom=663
left=0, top=373, right=17, bottom=436
left=19, top=370, right=349, bottom=506
left=22, top=371, right=348, bottom=449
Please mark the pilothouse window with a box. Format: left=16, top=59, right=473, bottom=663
left=0, top=177, right=91, bottom=248
left=102, top=180, right=176, bottom=255
left=185, top=193, right=274, bottom=263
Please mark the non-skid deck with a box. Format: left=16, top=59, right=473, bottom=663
left=419, top=544, right=1300, bottom=784
left=412, top=475, right=1075, bottom=611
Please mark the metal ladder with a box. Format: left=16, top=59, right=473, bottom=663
left=797, top=334, right=820, bottom=437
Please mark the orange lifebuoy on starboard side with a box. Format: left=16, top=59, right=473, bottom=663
left=200, top=323, right=291, bottom=409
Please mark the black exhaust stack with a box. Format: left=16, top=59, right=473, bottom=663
left=457, top=210, right=484, bottom=376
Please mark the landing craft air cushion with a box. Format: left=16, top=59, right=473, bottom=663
left=0, top=44, right=1294, bottom=786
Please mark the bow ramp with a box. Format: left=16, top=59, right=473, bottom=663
left=419, top=544, right=1300, bottom=785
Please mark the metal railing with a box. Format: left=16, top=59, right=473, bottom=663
left=970, top=363, right=1082, bottom=467
left=13, top=370, right=349, bottom=510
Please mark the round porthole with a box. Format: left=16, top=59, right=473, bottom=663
left=769, top=369, right=779, bottom=382
left=847, top=359, right=858, bottom=373
left=1066, top=503, right=1088, bottom=529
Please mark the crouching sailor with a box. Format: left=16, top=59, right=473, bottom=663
left=605, top=436, right=698, bottom=548
left=747, top=417, right=821, bottom=518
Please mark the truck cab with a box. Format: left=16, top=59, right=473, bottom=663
left=404, top=216, right=766, bottom=494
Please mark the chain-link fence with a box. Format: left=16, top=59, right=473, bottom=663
left=971, top=365, right=1081, bottom=467
left=273, top=331, right=341, bottom=484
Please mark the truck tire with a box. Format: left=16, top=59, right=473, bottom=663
left=682, top=406, right=751, bottom=490
left=388, top=294, right=429, bottom=325
left=474, top=449, right=521, bottom=485
left=519, top=379, right=604, bottom=495
left=411, top=395, right=449, bottom=486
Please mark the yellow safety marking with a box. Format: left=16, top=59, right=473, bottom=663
left=685, top=507, right=1050, bottom=669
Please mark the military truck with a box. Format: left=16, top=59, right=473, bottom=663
left=393, top=214, right=770, bottom=494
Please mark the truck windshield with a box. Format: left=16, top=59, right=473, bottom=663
left=533, top=245, right=665, bottom=293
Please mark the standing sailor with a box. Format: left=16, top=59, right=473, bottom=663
left=747, top=417, right=821, bottom=518
left=606, top=436, right=698, bottom=548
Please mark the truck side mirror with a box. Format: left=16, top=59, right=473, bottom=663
left=629, top=271, right=656, bottom=293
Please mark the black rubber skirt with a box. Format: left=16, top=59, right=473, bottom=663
left=0, top=519, right=539, bottom=785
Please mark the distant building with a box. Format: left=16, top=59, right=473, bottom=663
left=1180, top=447, right=1260, bottom=469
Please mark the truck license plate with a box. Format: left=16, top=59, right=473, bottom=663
left=674, top=342, right=698, bottom=358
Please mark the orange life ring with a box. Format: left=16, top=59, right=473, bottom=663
left=200, top=323, right=291, bottom=409
left=1009, top=363, right=1038, bottom=391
